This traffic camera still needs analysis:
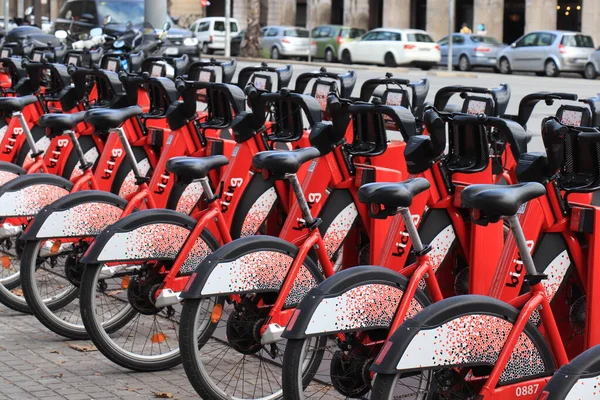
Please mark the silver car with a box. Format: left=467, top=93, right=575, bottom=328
left=438, top=34, right=506, bottom=71
left=583, top=47, right=600, bottom=79
left=260, top=26, right=310, bottom=60
left=497, top=30, right=594, bottom=77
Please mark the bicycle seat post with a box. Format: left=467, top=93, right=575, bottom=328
left=285, top=172, right=316, bottom=228
left=14, top=111, right=40, bottom=157
left=506, top=214, right=536, bottom=276
left=398, top=207, right=424, bottom=253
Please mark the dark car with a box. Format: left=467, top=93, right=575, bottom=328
left=231, top=29, right=245, bottom=56
left=52, top=0, right=200, bottom=56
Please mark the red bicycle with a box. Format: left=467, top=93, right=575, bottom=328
left=369, top=118, right=600, bottom=399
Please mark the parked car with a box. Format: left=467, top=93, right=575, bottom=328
left=310, top=25, right=366, bottom=62
left=338, top=28, right=440, bottom=69
left=497, top=30, right=594, bottom=77
left=190, top=17, right=240, bottom=55
left=260, top=26, right=310, bottom=60
left=231, top=28, right=245, bottom=56
left=53, top=0, right=200, bottom=56
left=584, top=46, right=600, bottom=79
left=438, top=33, right=506, bottom=71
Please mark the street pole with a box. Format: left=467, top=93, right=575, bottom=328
left=225, top=0, right=231, bottom=58
left=448, top=0, right=454, bottom=72
left=144, top=0, right=167, bottom=30
left=4, top=0, right=9, bottom=32
left=307, top=0, right=312, bottom=63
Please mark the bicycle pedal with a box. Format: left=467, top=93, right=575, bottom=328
left=261, top=323, right=285, bottom=345
left=154, top=288, right=182, bottom=308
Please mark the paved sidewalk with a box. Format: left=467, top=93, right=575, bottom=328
left=0, top=305, right=199, bottom=400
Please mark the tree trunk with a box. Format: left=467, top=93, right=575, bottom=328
left=242, top=0, right=260, bottom=57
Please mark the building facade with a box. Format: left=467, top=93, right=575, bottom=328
left=171, top=0, right=600, bottom=45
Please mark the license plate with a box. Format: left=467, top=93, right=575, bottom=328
left=419, top=48, right=430, bottom=51
left=489, top=58, right=497, bottom=63
left=164, top=47, right=178, bottom=55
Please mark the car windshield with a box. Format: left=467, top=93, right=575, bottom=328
left=471, top=35, right=500, bottom=44
left=284, top=29, right=309, bottom=37
left=340, top=28, right=365, bottom=39
left=97, top=1, right=145, bottom=25
left=562, top=34, right=594, bottom=48
left=407, top=33, right=433, bottom=42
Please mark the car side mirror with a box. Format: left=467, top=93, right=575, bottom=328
left=163, top=22, right=171, bottom=32
left=511, top=43, right=516, bottom=48
left=103, top=15, right=112, bottom=26
left=125, top=21, right=133, bottom=31
left=25, top=6, right=33, bottom=16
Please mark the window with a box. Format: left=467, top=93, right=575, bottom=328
left=515, top=33, right=537, bottom=47
left=198, top=21, right=210, bottom=32
left=266, top=28, right=279, bottom=37
left=536, top=33, right=556, bottom=46
left=319, top=27, right=332, bottom=37
left=471, top=35, right=500, bottom=44
left=378, top=31, right=393, bottom=41
left=438, top=36, right=449, bottom=46
left=340, top=28, right=366, bottom=39
left=213, top=21, right=239, bottom=32
left=96, top=1, right=144, bottom=25
left=361, top=32, right=380, bottom=41
left=284, top=29, right=309, bottom=37
left=59, top=1, right=83, bottom=20
left=189, top=22, right=197, bottom=32
left=407, top=33, right=434, bottom=42
left=562, top=35, right=594, bottom=48
left=312, top=27, right=320, bottom=37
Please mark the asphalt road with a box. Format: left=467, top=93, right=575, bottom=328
left=231, top=59, right=599, bottom=152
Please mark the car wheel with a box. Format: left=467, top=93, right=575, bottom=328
left=271, top=46, right=280, bottom=60
left=341, top=49, right=352, bottom=64
left=201, top=42, right=211, bottom=55
left=499, top=57, right=512, bottom=74
left=325, top=48, right=335, bottom=63
left=585, top=63, right=598, bottom=79
left=384, top=53, right=397, bottom=68
left=545, top=59, right=559, bottom=77
left=458, top=55, right=471, bottom=71
left=420, top=65, right=433, bottom=71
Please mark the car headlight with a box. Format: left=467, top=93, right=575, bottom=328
left=184, top=37, right=199, bottom=46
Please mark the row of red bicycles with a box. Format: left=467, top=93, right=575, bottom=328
left=0, top=38, right=598, bottom=400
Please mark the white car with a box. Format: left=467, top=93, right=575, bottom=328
left=339, top=28, right=440, bottom=69
left=190, top=17, right=240, bottom=54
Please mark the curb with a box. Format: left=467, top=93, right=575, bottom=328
left=426, top=70, right=479, bottom=78
left=209, top=54, right=419, bottom=73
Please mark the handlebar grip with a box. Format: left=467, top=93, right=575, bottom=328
left=245, top=85, right=259, bottom=99
left=552, top=92, right=578, bottom=101
left=327, top=94, right=341, bottom=112
left=175, top=78, right=186, bottom=93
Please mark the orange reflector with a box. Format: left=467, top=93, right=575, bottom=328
left=50, top=240, right=62, bottom=254
left=2, top=255, right=10, bottom=269
left=121, top=275, right=130, bottom=289
left=211, top=303, right=223, bottom=323
left=151, top=333, right=167, bottom=343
